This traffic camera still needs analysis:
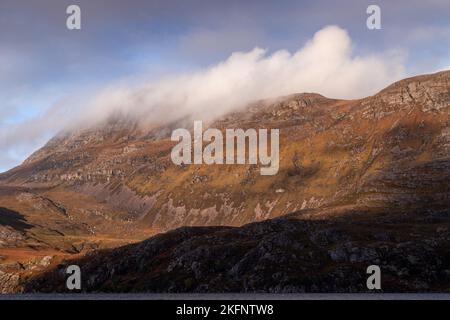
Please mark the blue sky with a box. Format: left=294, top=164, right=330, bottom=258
left=0, top=0, right=449, bottom=172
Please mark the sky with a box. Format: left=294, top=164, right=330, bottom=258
left=0, top=0, right=449, bottom=172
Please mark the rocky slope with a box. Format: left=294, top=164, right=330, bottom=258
left=24, top=208, right=450, bottom=293
left=1, top=71, right=449, bottom=228
left=0, top=70, right=449, bottom=292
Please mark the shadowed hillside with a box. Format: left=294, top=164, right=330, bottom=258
left=0, top=71, right=449, bottom=293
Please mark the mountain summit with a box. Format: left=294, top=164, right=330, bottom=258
left=0, top=71, right=449, bottom=292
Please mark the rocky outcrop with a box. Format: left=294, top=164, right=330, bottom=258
left=0, top=270, right=20, bottom=293
left=24, top=209, right=450, bottom=293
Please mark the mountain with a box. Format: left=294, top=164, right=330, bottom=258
left=24, top=210, right=450, bottom=293
left=0, top=70, right=449, bottom=293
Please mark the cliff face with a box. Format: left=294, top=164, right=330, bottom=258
left=0, top=71, right=449, bottom=293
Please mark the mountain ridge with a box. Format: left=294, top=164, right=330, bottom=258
left=0, top=70, right=449, bottom=292
left=1, top=70, right=449, bottom=228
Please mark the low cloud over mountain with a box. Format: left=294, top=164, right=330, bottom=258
left=0, top=26, right=406, bottom=171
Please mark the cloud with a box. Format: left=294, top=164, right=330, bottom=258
left=1, top=25, right=406, bottom=172
left=76, top=25, right=406, bottom=126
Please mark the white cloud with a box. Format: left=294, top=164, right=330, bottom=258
left=76, top=25, right=406, bottom=127
left=1, top=25, right=407, bottom=171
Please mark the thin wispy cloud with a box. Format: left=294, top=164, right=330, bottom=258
left=2, top=0, right=450, bottom=172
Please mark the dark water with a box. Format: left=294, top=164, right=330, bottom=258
left=1, top=293, right=449, bottom=300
